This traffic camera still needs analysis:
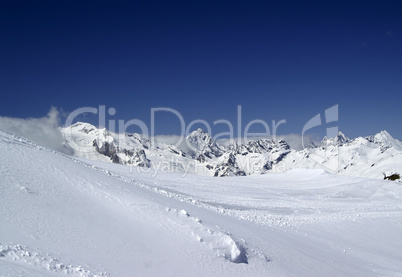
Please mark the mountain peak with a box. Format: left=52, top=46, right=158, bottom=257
left=65, top=122, right=98, bottom=135
left=189, top=128, right=208, bottom=136
left=371, top=130, right=402, bottom=151
left=335, top=131, right=349, bottom=143
left=68, top=122, right=95, bottom=129
left=322, top=131, right=349, bottom=146
left=375, top=130, right=393, bottom=140
left=186, top=128, right=213, bottom=143
left=185, top=129, right=223, bottom=158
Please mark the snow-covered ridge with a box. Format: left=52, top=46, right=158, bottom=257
left=60, top=122, right=402, bottom=180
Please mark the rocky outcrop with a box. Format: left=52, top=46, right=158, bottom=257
left=93, top=139, right=150, bottom=167
left=186, top=129, right=224, bottom=159
left=214, top=153, right=246, bottom=177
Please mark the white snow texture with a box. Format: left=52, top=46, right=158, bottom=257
left=1, top=128, right=402, bottom=276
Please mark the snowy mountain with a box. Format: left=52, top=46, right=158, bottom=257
left=60, top=123, right=402, bottom=181
left=61, top=123, right=294, bottom=177
left=2, top=128, right=402, bottom=276
left=367, top=130, right=402, bottom=151
left=321, top=131, right=350, bottom=146
left=289, top=130, right=402, bottom=180
left=183, top=128, right=224, bottom=161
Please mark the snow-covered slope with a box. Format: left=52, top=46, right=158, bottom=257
left=61, top=123, right=402, bottom=181
left=0, top=129, right=269, bottom=276
left=2, top=129, right=402, bottom=276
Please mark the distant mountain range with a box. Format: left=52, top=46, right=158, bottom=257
left=61, top=122, right=402, bottom=181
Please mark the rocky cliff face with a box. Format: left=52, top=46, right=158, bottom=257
left=93, top=139, right=151, bottom=167
left=184, top=128, right=224, bottom=161
left=210, top=139, right=291, bottom=177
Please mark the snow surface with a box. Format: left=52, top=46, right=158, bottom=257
left=1, top=129, right=402, bottom=276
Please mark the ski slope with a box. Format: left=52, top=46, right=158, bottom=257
left=1, top=129, right=402, bottom=276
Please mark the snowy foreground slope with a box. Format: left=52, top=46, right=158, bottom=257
left=1, top=129, right=402, bottom=276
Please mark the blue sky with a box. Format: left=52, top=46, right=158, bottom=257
left=1, top=0, right=401, bottom=139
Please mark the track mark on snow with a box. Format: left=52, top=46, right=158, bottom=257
left=165, top=208, right=252, bottom=264
left=0, top=243, right=109, bottom=276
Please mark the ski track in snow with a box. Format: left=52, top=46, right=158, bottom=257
left=164, top=208, right=251, bottom=264
left=65, top=158, right=268, bottom=266
left=0, top=243, right=108, bottom=277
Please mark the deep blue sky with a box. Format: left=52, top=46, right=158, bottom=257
left=1, top=0, right=401, bottom=139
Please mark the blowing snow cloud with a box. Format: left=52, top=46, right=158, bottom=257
left=0, top=107, right=73, bottom=154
